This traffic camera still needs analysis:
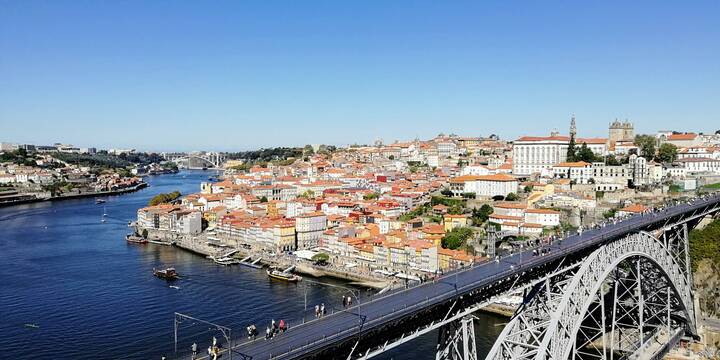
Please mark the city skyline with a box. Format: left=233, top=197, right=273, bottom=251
left=1, top=1, right=719, bottom=150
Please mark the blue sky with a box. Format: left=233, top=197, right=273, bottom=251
left=1, top=1, right=718, bottom=151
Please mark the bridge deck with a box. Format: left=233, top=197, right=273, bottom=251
left=228, top=194, right=720, bottom=360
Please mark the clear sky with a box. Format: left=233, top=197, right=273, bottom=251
left=1, top=1, right=718, bottom=152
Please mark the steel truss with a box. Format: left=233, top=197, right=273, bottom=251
left=486, top=231, right=694, bottom=360
left=351, top=202, right=720, bottom=360
left=436, top=316, right=479, bottom=360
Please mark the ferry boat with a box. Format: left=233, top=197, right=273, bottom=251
left=126, top=234, right=148, bottom=244
left=266, top=267, right=302, bottom=282
left=153, top=267, right=179, bottom=280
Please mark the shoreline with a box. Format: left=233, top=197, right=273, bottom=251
left=0, top=182, right=148, bottom=208
left=149, top=230, right=392, bottom=290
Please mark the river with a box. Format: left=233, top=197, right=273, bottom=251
left=0, top=171, right=505, bottom=359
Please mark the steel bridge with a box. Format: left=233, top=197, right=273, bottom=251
left=199, top=194, right=720, bottom=360
left=162, top=151, right=226, bottom=168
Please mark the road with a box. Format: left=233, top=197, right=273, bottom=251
left=208, top=194, right=720, bottom=360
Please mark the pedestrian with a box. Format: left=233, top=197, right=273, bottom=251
left=320, top=303, right=325, bottom=317
left=279, top=319, right=286, bottom=333
left=315, top=304, right=320, bottom=318
left=191, top=342, right=197, bottom=359
left=265, top=326, right=272, bottom=340
left=271, top=319, right=276, bottom=332
left=342, top=295, right=347, bottom=308
left=347, top=296, right=352, bottom=306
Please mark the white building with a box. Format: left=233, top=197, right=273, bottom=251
left=295, top=211, right=327, bottom=250
left=448, top=174, right=518, bottom=198
left=512, top=135, right=608, bottom=176
left=678, top=157, right=720, bottom=174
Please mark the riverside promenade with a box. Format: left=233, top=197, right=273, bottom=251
left=142, top=228, right=394, bottom=289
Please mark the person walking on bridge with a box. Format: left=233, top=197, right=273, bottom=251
left=191, top=342, right=197, bottom=359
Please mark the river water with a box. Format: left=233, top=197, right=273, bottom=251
left=0, top=171, right=504, bottom=359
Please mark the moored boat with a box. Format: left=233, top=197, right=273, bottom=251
left=266, top=267, right=302, bottom=282
left=95, top=199, right=106, bottom=204
left=126, top=234, right=148, bottom=244
left=214, top=257, right=241, bottom=266
left=153, top=267, right=178, bottom=280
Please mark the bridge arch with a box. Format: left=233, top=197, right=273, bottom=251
left=488, top=231, right=694, bottom=360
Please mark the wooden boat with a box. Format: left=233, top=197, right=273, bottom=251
left=266, top=267, right=302, bottom=282
left=153, top=267, right=178, bottom=280
left=126, top=234, right=148, bottom=244
left=214, top=257, right=241, bottom=266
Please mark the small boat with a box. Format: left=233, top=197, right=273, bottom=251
left=24, top=323, right=40, bottom=329
left=101, top=218, right=106, bottom=223
left=214, top=257, right=241, bottom=266
left=126, top=234, right=148, bottom=244
left=240, top=257, right=263, bottom=269
left=153, top=267, right=179, bottom=280
left=266, top=267, right=302, bottom=282
left=95, top=199, right=106, bottom=204
left=169, top=285, right=180, bottom=290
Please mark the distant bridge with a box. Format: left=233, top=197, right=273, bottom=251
left=162, top=152, right=226, bottom=169
left=192, top=194, right=719, bottom=360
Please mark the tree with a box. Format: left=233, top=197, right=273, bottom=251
left=605, top=155, right=621, bottom=166
left=311, top=252, right=330, bottom=265
left=576, top=143, right=596, bottom=162
left=363, top=192, right=379, bottom=200
left=148, top=191, right=182, bottom=206
left=634, top=134, right=656, bottom=160
left=657, top=143, right=678, bottom=163
left=566, top=135, right=577, bottom=162
left=388, top=155, right=395, bottom=160
left=298, top=190, right=314, bottom=199
left=505, top=192, right=519, bottom=201
left=303, top=144, right=315, bottom=156
left=523, top=185, right=533, bottom=193
left=259, top=196, right=268, bottom=203
left=471, top=204, right=494, bottom=225
left=442, top=227, right=474, bottom=250
left=440, top=188, right=454, bottom=197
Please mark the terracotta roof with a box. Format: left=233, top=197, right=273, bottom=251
left=667, top=133, right=697, bottom=141
left=553, top=161, right=590, bottom=168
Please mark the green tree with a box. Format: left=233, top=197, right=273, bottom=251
left=298, top=190, right=315, bottom=199
left=363, top=192, right=379, bottom=200
left=442, top=227, right=474, bottom=250
left=303, top=144, right=315, bottom=156
left=576, top=143, right=596, bottom=162
left=148, top=191, right=182, bottom=206
left=311, top=252, right=330, bottom=265
left=634, top=134, right=657, bottom=160
left=259, top=196, right=268, bottom=203
left=523, top=185, right=533, bottom=193
left=505, top=192, right=519, bottom=201
left=605, top=155, right=621, bottom=166
left=657, top=143, right=678, bottom=163
left=471, top=204, right=494, bottom=225
left=566, top=135, right=577, bottom=162
left=440, top=188, right=454, bottom=196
